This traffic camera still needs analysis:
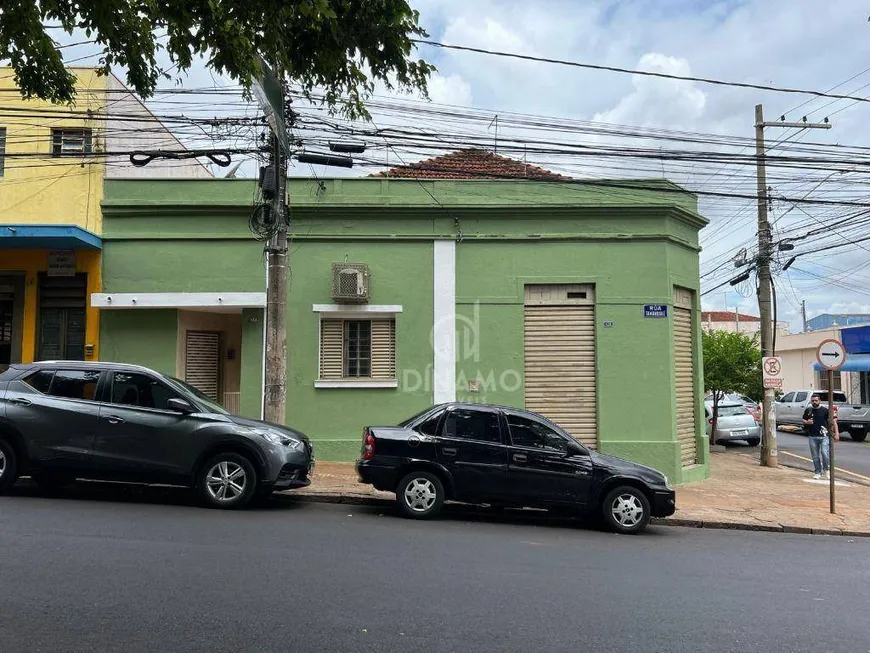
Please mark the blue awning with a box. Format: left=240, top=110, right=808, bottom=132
left=0, top=224, right=101, bottom=250
left=813, top=353, right=870, bottom=372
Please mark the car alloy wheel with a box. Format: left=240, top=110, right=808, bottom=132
left=403, top=477, right=438, bottom=513
left=205, top=461, right=248, bottom=503
left=0, top=449, right=6, bottom=479
left=611, top=493, right=644, bottom=528
left=396, top=471, right=445, bottom=519
left=601, top=485, right=651, bottom=534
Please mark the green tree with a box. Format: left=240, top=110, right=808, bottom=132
left=1, top=0, right=433, bottom=117
left=702, top=330, right=762, bottom=444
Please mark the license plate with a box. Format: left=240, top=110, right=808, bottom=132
left=733, top=429, right=749, bottom=436
left=851, top=424, right=864, bottom=429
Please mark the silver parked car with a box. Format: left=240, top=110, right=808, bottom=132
left=704, top=401, right=761, bottom=446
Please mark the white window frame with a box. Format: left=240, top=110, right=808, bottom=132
left=313, top=304, right=402, bottom=388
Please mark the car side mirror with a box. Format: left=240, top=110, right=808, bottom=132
left=565, top=440, right=585, bottom=456
left=167, top=398, right=195, bottom=414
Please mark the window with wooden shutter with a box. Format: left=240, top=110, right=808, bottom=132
left=319, top=318, right=396, bottom=381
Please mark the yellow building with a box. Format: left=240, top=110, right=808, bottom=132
left=0, top=67, right=211, bottom=370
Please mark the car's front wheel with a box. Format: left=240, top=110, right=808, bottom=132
left=197, top=453, right=257, bottom=509
left=0, top=439, right=18, bottom=495
left=602, top=486, right=651, bottom=534
left=396, top=471, right=445, bottom=519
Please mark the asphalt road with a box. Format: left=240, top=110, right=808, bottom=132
left=723, top=427, right=870, bottom=482
left=2, top=483, right=870, bottom=653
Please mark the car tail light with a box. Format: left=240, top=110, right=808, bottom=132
left=708, top=418, right=713, bottom=425
left=362, top=429, right=376, bottom=460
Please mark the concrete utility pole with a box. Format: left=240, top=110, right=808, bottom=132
left=802, top=300, right=808, bottom=333
left=264, top=73, right=288, bottom=425
left=754, top=105, right=832, bottom=467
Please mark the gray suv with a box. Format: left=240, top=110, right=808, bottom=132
left=0, top=361, right=314, bottom=508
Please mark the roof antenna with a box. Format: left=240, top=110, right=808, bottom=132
left=488, top=114, right=499, bottom=154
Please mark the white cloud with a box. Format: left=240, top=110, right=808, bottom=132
left=427, top=73, right=473, bottom=106
left=592, top=53, right=707, bottom=126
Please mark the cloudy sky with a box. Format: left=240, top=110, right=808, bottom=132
left=47, top=0, right=870, bottom=331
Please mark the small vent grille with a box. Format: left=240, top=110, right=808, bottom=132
left=331, top=263, right=370, bottom=304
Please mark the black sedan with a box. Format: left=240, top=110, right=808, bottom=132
left=356, top=403, right=675, bottom=534
left=0, top=361, right=314, bottom=508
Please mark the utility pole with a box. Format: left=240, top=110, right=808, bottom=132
left=802, top=300, right=808, bottom=333
left=754, top=105, right=831, bottom=467
left=264, top=70, right=288, bottom=425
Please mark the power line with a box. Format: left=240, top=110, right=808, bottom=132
left=413, top=39, right=870, bottom=105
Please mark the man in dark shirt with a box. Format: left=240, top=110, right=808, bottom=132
left=802, top=394, right=840, bottom=480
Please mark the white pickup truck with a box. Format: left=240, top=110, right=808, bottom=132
left=774, top=390, right=870, bottom=442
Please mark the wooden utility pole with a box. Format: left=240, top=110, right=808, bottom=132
left=754, top=105, right=832, bottom=467
left=755, top=104, right=777, bottom=467
left=264, top=73, right=288, bottom=425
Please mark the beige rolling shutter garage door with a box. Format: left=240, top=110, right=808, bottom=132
left=674, top=288, right=698, bottom=466
left=185, top=331, right=220, bottom=400
left=524, top=285, right=597, bottom=448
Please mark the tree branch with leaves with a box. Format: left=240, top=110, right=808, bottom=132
left=1, top=0, right=434, bottom=118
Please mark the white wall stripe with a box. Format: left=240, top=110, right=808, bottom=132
left=433, top=240, right=456, bottom=404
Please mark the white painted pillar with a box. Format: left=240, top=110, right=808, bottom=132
left=433, top=240, right=456, bottom=404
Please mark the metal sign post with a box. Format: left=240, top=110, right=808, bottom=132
left=828, top=369, right=835, bottom=514
left=816, top=338, right=846, bottom=515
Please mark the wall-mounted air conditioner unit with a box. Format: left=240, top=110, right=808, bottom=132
left=331, top=263, right=370, bottom=304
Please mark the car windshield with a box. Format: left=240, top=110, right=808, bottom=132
left=166, top=376, right=229, bottom=415
left=717, top=405, right=749, bottom=417
left=815, top=392, right=848, bottom=403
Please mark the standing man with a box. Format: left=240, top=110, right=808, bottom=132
left=802, top=394, right=839, bottom=480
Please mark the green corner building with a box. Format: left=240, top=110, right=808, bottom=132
left=95, top=151, right=709, bottom=484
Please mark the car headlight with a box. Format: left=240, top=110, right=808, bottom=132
left=662, top=474, right=671, bottom=489
left=250, top=427, right=303, bottom=449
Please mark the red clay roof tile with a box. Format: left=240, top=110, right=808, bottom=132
left=370, top=148, right=570, bottom=181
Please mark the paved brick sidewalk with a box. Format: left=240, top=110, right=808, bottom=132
left=295, top=452, right=870, bottom=536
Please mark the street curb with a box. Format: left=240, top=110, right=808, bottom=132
left=290, top=492, right=870, bottom=538
left=293, top=492, right=392, bottom=507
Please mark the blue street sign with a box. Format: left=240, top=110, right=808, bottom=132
left=643, top=304, right=668, bottom=318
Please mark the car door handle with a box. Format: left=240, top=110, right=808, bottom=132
left=8, top=397, right=32, bottom=406
left=442, top=447, right=458, bottom=456
left=513, top=453, right=528, bottom=462
left=103, top=415, right=126, bottom=425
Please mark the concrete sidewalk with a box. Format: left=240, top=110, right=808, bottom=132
left=295, top=452, right=870, bottom=536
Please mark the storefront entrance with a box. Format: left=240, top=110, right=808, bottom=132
left=0, top=275, right=24, bottom=371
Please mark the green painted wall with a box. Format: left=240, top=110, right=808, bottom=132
left=102, top=241, right=263, bottom=293
left=100, top=309, right=178, bottom=375
left=285, top=241, right=434, bottom=460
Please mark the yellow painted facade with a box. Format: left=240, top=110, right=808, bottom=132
left=1, top=68, right=107, bottom=366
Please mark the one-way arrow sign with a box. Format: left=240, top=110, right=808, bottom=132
left=817, top=339, right=847, bottom=370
